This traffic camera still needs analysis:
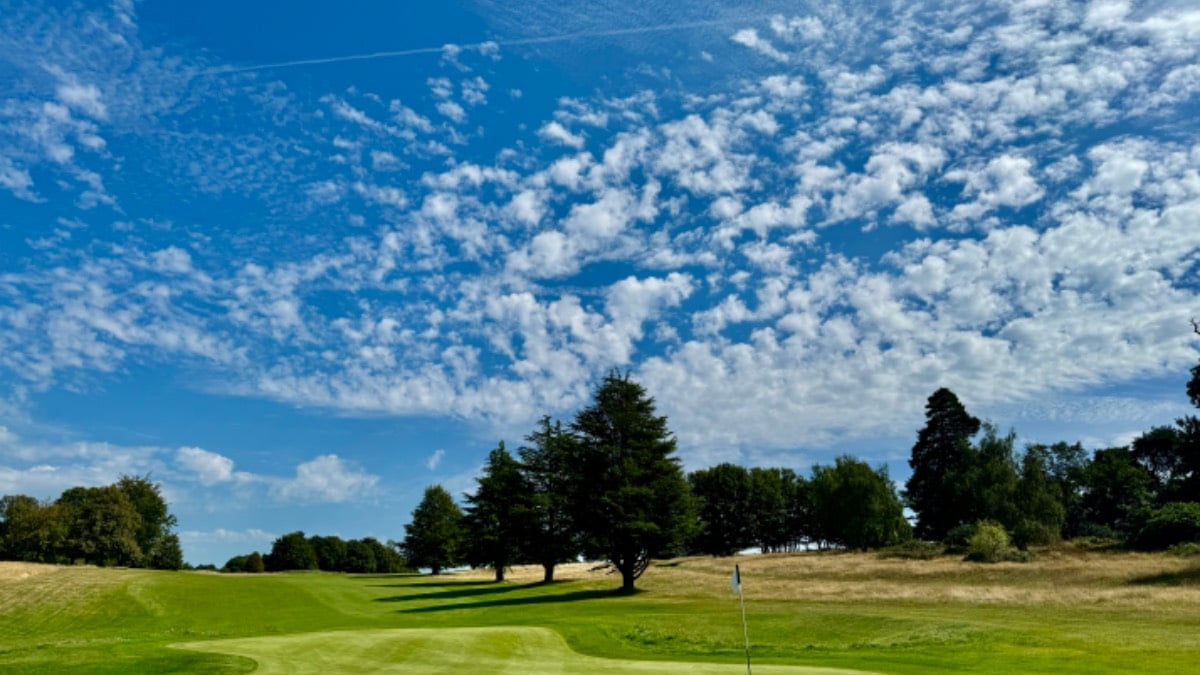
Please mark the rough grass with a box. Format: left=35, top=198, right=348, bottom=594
left=2, top=548, right=1199, bottom=673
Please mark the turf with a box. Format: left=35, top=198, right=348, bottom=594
left=1, top=549, right=1198, bottom=673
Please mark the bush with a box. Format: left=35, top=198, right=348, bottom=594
left=1169, top=542, right=1200, bottom=557
left=965, top=521, right=1019, bottom=563
left=877, top=540, right=945, bottom=560
left=1131, top=502, right=1200, bottom=550
left=944, top=522, right=978, bottom=553
left=1012, top=520, right=1060, bottom=550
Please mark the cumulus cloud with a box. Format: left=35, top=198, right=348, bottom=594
left=176, top=446, right=235, bottom=486
left=272, top=455, right=379, bottom=503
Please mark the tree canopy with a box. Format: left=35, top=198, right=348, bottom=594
left=402, top=485, right=464, bottom=575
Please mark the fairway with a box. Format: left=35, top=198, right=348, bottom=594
left=3, top=549, right=1200, bottom=673
left=176, top=626, right=874, bottom=674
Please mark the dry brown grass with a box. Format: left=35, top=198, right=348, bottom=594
left=450, top=550, right=1200, bottom=611
left=0, top=561, right=58, bottom=583
left=636, top=550, right=1200, bottom=609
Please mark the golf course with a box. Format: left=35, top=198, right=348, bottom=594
left=2, top=546, right=1199, bottom=673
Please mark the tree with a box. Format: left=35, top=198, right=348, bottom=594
left=811, top=456, right=910, bottom=550
left=688, top=463, right=753, bottom=556
left=309, top=535, right=348, bottom=572
left=57, top=485, right=142, bottom=567
left=1081, top=447, right=1153, bottom=539
left=343, top=539, right=377, bottom=573
left=519, top=417, right=579, bottom=582
left=115, top=475, right=178, bottom=569
left=961, top=425, right=1019, bottom=529
left=905, top=388, right=981, bottom=540
left=463, top=442, right=534, bottom=582
left=246, top=551, right=266, bottom=573
left=749, top=467, right=796, bottom=553
left=569, top=371, right=693, bottom=592
left=1025, top=441, right=1088, bottom=538
left=0, top=495, right=66, bottom=563
left=1013, top=450, right=1066, bottom=548
left=265, top=531, right=318, bottom=571
left=402, top=485, right=464, bottom=575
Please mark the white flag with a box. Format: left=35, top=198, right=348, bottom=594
left=731, top=564, right=741, bottom=595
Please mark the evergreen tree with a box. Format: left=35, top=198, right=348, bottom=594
left=463, top=442, right=534, bottom=582
left=905, top=388, right=981, bottom=540
left=569, top=371, right=693, bottom=592
left=402, top=485, right=464, bottom=575
left=518, top=417, right=579, bottom=582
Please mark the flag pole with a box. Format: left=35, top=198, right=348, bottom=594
left=736, top=563, right=751, bottom=675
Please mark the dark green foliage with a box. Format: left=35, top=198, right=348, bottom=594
left=0, top=476, right=181, bottom=568
left=115, top=475, right=178, bottom=568
left=1130, top=502, right=1200, bottom=550
left=1025, top=442, right=1088, bottom=538
left=149, top=533, right=184, bottom=570
left=463, top=442, right=535, bottom=582
left=687, top=463, right=753, bottom=556
left=309, top=535, right=348, bottom=572
left=519, top=417, right=579, bottom=582
left=877, top=540, right=945, bottom=560
left=246, top=551, right=265, bottom=573
left=905, top=388, right=981, bottom=540
left=402, top=485, right=464, bottom=575
left=569, top=371, right=693, bottom=592
left=959, top=425, right=1020, bottom=530
left=343, top=539, right=377, bottom=573
left=749, top=467, right=797, bottom=553
left=811, top=456, right=910, bottom=550
left=265, top=531, right=319, bottom=571
left=1082, top=447, right=1154, bottom=539
left=1013, top=447, right=1065, bottom=549
left=57, top=485, right=143, bottom=567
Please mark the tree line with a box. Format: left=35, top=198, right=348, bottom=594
left=402, top=351, right=1200, bottom=586
left=222, top=531, right=408, bottom=574
left=0, top=475, right=183, bottom=569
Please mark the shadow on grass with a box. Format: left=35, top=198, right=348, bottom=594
left=1129, top=566, right=1200, bottom=586
left=376, top=582, right=536, bottom=603
left=397, top=587, right=640, bottom=614
left=369, top=579, right=500, bottom=589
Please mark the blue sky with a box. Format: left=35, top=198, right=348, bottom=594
left=2, top=0, right=1199, bottom=566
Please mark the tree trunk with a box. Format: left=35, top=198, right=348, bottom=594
left=494, top=566, right=505, bottom=582
left=430, top=565, right=441, bottom=575
left=542, top=563, right=555, bottom=583
left=621, top=570, right=636, bottom=593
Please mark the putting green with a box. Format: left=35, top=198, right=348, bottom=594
left=175, top=626, right=879, bottom=674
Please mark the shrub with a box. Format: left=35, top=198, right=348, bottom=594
left=965, top=520, right=1018, bottom=563
left=943, top=522, right=978, bottom=553
left=1168, top=542, right=1200, bottom=557
left=878, top=540, right=945, bottom=560
left=1131, top=502, right=1200, bottom=550
left=1012, top=520, right=1060, bottom=550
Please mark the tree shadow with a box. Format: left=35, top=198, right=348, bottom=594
left=368, top=579, right=499, bottom=589
left=397, top=587, right=641, bottom=614
left=1129, top=566, right=1200, bottom=586
left=376, top=582, right=537, bottom=603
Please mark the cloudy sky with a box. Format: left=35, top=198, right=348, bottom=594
left=2, top=0, right=1198, bottom=565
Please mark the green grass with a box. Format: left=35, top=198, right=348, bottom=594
left=1, top=550, right=1199, bottom=673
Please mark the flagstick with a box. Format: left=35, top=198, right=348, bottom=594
left=737, top=563, right=751, bottom=675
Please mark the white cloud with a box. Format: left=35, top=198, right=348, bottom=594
left=426, top=449, right=445, bottom=470
left=538, top=121, right=585, bottom=149
left=730, top=29, right=790, bottom=63
left=176, top=446, right=235, bottom=486
left=272, top=454, right=379, bottom=503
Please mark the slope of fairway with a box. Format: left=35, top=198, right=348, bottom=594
left=2, top=547, right=1199, bottom=673
left=176, top=626, right=875, bottom=674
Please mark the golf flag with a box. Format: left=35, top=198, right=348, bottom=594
left=731, top=564, right=741, bottom=595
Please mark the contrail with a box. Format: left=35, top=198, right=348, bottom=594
left=201, top=16, right=762, bottom=76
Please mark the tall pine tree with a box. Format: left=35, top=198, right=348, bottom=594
left=905, top=388, right=981, bottom=540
